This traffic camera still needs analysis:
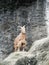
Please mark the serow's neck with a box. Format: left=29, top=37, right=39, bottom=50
left=21, top=32, right=26, bottom=35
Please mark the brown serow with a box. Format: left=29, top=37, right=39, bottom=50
left=14, top=39, right=27, bottom=51
left=14, top=25, right=27, bottom=51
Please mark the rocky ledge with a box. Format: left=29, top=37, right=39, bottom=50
left=0, top=36, right=49, bottom=65
left=2, top=52, right=37, bottom=65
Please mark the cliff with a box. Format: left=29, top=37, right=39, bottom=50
left=0, top=0, right=46, bottom=60
left=1, top=36, right=49, bottom=65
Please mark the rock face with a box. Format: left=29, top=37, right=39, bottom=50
left=0, top=0, right=47, bottom=60
left=0, top=0, right=49, bottom=65
left=0, top=36, right=48, bottom=65
left=0, top=0, right=37, bottom=11
left=2, top=52, right=37, bottom=65
left=29, top=37, right=49, bottom=65
left=1, top=36, right=49, bottom=65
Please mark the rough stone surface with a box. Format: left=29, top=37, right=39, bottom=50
left=2, top=52, right=37, bottom=65
left=0, top=0, right=49, bottom=65
left=1, top=36, right=49, bottom=65
left=0, top=0, right=47, bottom=60
left=29, top=36, right=49, bottom=65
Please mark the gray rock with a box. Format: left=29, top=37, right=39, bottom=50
left=29, top=37, right=49, bottom=65
left=0, top=0, right=47, bottom=60
left=1, top=36, right=49, bottom=65
left=2, top=52, right=37, bottom=65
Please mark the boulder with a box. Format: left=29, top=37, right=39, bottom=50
left=1, top=37, right=49, bottom=65
left=29, top=37, right=49, bottom=65
left=2, top=52, right=37, bottom=65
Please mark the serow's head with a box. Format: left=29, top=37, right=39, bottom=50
left=20, top=25, right=26, bottom=33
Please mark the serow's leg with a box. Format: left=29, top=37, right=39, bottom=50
left=14, top=47, right=17, bottom=52
left=17, top=48, right=20, bottom=51
left=23, top=48, right=25, bottom=51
